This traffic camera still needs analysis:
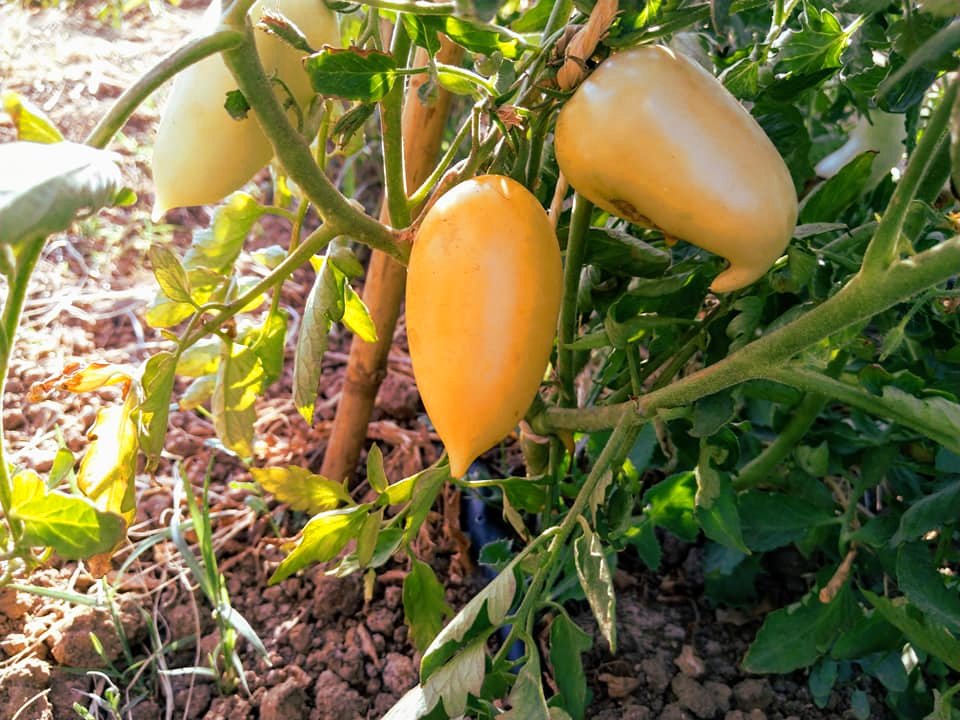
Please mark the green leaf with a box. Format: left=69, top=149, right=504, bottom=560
left=831, top=610, right=903, bottom=660
left=269, top=505, right=368, bottom=583
left=583, top=227, right=671, bottom=277
left=293, top=252, right=345, bottom=424
left=642, top=472, right=698, bottom=542
left=892, top=480, right=960, bottom=545
left=10, top=470, right=124, bottom=560
left=184, top=192, right=264, bottom=273
left=416, top=15, right=527, bottom=60
left=776, top=6, right=850, bottom=75
left=695, top=441, right=749, bottom=554
left=897, top=542, right=960, bottom=634
left=138, top=351, right=177, bottom=472
left=872, top=386, right=960, bottom=457
left=342, top=282, right=378, bottom=342
left=863, top=590, right=960, bottom=671
left=149, top=245, right=193, bottom=305
left=179, top=374, right=216, bottom=411
left=404, top=466, right=448, bottom=543
left=549, top=614, right=593, bottom=720
left=250, top=466, right=352, bottom=514
left=799, top=152, right=875, bottom=223
left=690, top=391, right=736, bottom=438
left=501, top=644, right=550, bottom=720
left=574, top=524, right=617, bottom=652
left=739, top=491, right=836, bottom=551
left=144, top=292, right=195, bottom=328
left=0, top=142, right=122, bottom=245
left=625, top=517, right=661, bottom=570
left=2, top=91, right=63, bottom=143
left=177, top=337, right=222, bottom=377
left=355, top=510, right=381, bottom=568
left=744, top=587, right=858, bottom=673
left=952, top=89, right=960, bottom=195
left=422, top=561, right=517, bottom=680
left=212, top=342, right=265, bottom=459
left=367, top=444, right=388, bottom=494
left=422, top=637, right=487, bottom=717
left=304, top=48, right=399, bottom=102
left=247, top=310, right=288, bottom=387
left=403, top=558, right=454, bottom=653
left=722, top=56, right=761, bottom=99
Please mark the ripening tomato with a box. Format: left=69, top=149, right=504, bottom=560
left=405, top=175, right=562, bottom=478
left=555, top=45, right=798, bottom=293
left=152, top=0, right=338, bottom=219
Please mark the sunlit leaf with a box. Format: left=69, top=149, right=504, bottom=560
left=293, top=250, right=346, bottom=424
left=422, top=638, right=487, bottom=718
left=269, top=505, right=368, bottom=583
left=2, top=91, right=63, bottom=143
left=404, top=558, right=454, bottom=653
left=10, top=469, right=124, bottom=559
left=149, top=244, right=193, bottom=304
left=77, top=396, right=139, bottom=529
left=212, top=342, right=265, bottom=458
left=184, top=192, right=264, bottom=273
left=304, top=48, right=399, bottom=101
left=138, top=351, right=177, bottom=471
left=250, top=465, right=352, bottom=513
left=342, top=282, right=378, bottom=342
left=0, top=142, right=124, bottom=247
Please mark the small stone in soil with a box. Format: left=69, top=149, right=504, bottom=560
left=733, top=678, right=774, bottom=711
left=260, top=677, right=308, bottom=720
left=641, top=657, right=674, bottom=694
left=672, top=674, right=718, bottom=719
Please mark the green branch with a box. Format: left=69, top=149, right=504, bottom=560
left=181, top=223, right=338, bottom=348
left=0, top=239, right=46, bottom=538
left=861, top=80, right=957, bottom=275
left=733, top=391, right=827, bottom=491
left=762, top=366, right=960, bottom=456
left=220, top=23, right=409, bottom=263
left=557, top=194, right=591, bottom=407
left=539, top=235, right=960, bottom=433
left=352, top=0, right=456, bottom=15
left=86, top=29, right=245, bottom=149
left=381, top=26, right=413, bottom=229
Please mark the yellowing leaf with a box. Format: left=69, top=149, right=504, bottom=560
left=10, top=470, right=124, bottom=560
left=27, top=361, right=134, bottom=402
left=269, top=505, right=369, bottom=583
left=250, top=465, right=352, bottom=514
left=77, top=397, right=139, bottom=530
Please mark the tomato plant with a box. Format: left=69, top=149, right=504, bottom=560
left=2, top=0, right=960, bottom=718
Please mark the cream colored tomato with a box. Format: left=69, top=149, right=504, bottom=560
left=555, top=45, right=798, bottom=293
left=152, top=0, right=338, bottom=219
left=405, top=175, right=562, bottom=478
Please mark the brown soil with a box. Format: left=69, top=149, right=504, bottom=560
left=0, top=4, right=889, bottom=719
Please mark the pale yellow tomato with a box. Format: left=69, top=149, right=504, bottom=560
left=555, top=45, right=798, bottom=292
left=152, top=0, right=338, bottom=219
left=405, top=175, right=562, bottom=478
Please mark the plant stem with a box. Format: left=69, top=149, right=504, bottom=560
left=0, top=239, right=46, bottom=537
left=353, top=0, right=456, bottom=14
left=220, top=23, right=408, bottom=262
left=381, top=27, right=413, bottom=230
left=733, top=392, right=827, bottom=490
left=557, top=194, right=591, bottom=407
left=407, top=116, right=472, bottom=212
left=494, top=410, right=639, bottom=667
left=181, top=223, right=338, bottom=349
left=86, top=29, right=245, bottom=149
left=762, top=365, right=960, bottom=456
left=539, top=234, right=960, bottom=433
left=861, top=80, right=957, bottom=275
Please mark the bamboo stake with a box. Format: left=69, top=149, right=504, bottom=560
left=321, top=39, right=463, bottom=484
